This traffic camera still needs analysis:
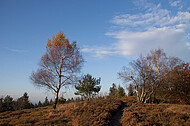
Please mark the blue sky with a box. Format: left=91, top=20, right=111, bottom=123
left=0, top=0, right=190, bottom=103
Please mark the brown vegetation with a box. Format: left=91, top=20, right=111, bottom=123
left=0, top=98, right=122, bottom=126
left=1, top=96, right=190, bottom=126
left=120, top=97, right=190, bottom=126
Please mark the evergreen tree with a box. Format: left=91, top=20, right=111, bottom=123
left=0, top=98, right=5, bottom=112
left=14, top=92, right=31, bottom=110
left=44, top=97, right=49, bottom=106
left=127, top=84, right=134, bottom=96
left=109, top=83, right=117, bottom=98
left=50, top=99, right=54, bottom=105
left=58, top=96, right=66, bottom=104
left=71, top=97, right=74, bottom=102
left=30, top=103, right=34, bottom=108
left=4, top=95, right=14, bottom=111
left=117, top=85, right=125, bottom=97
left=38, top=101, right=42, bottom=107
left=67, top=98, right=71, bottom=102
left=75, top=74, right=101, bottom=100
left=34, top=103, right=38, bottom=108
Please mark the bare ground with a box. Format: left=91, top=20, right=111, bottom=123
left=108, top=101, right=126, bottom=126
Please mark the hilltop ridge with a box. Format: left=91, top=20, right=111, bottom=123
left=0, top=97, right=190, bottom=126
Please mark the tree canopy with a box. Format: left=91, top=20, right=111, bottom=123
left=75, top=74, right=101, bottom=100
left=118, top=48, right=185, bottom=103
left=30, top=32, right=83, bottom=109
left=109, top=83, right=125, bottom=98
left=163, top=63, right=190, bottom=104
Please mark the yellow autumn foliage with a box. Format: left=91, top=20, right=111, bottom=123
left=46, top=32, right=72, bottom=49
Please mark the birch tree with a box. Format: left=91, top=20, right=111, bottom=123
left=118, top=49, right=181, bottom=103
left=30, top=32, right=83, bottom=109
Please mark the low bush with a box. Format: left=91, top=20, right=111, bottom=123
left=120, top=102, right=190, bottom=126
left=0, top=98, right=122, bottom=126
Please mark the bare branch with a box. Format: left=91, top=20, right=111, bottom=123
left=30, top=32, right=83, bottom=109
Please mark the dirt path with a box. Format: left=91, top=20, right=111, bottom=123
left=108, top=102, right=126, bottom=126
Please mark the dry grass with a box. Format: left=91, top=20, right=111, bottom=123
left=120, top=97, right=190, bottom=126
left=0, top=99, right=122, bottom=126
left=1, top=96, right=189, bottom=126
left=0, top=106, right=69, bottom=125
left=64, top=99, right=122, bottom=126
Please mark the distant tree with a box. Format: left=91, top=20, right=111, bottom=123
left=109, top=83, right=117, bottom=98
left=14, top=92, right=31, bottom=110
left=30, top=32, right=83, bottom=109
left=117, top=85, right=125, bottom=97
left=75, top=97, right=81, bottom=102
left=4, top=95, right=14, bottom=111
left=34, top=103, right=38, bottom=108
left=0, top=98, right=5, bottom=112
left=44, top=97, right=49, bottom=106
left=22, top=92, right=30, bottom=108
left=127, top=84, right=134, bottom=96
left=30, top=103, right=34, bottom=108
left=75, top=74, right=101, bottom=100
left=38, top=101, right=42, bottom=107
left=71, top=97, right=74, bottom=102
left=50, top=99, right=54, bottom=105
left=67, top=98, right=71, bottom=102
left=81, top=97, right=84, bottom=101
left=58, top=96, right=66, bottom=104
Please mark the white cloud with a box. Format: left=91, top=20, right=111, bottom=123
left=133, top=0, right=154, bottom=10
left=81, top=46, right=120, bottom=58
left=170, top=0, right=181, bottom=7
left=82, top=1, right=190, bottom=61
left=107, top=2, right=190, bottom=60
left=107, top=26, right=189, bottom=58
left=186, top=43, right=190, bottom=49
left=5, top=47, right=28, bottom=53
left=111, top=4, right=190, bottom=29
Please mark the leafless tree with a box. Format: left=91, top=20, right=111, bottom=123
left=30, top=32, right=83, bottom=109
left=118, top=49, right=182, bottom=103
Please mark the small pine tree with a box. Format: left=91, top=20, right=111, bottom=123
left=15, top=92, right=31, bottom=110
left=44, top=97, right=49, bottom=106
left=71, top=97, right=74, bottom=102
left=38, top=101, right=42, bottom=107
left=58, top=97, right=66, bottom=104
left=0, top=98, right=5, bottom=112
left=67, top=98, right=71, bottom=103
left=127, top=84, right=134, bottom=96
left=50, top=99, right=54, bottom=105
left=34, top=103, right=38, bottom=108
left=109, top=83, right=117, bottom=98
left=117, top=85, right=125, bottom=97
left=30, top=103, right=34, bottom=108
left=75, top=74, right=101, bottom=100
left=4, top=95, right=14, bottom=111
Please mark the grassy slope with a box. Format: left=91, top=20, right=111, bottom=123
left=1, top=97, right=190, bottom=126
left=0, top=99, right=122, bottom=126
left=120, top=97, right=190, bottom=126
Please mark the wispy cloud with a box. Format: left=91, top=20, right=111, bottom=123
left=81, top=0, right=190, bottom=60
left=111, top=4, right=190, bottom=29
left=81, top=46, right=120, bottom=58
left=5, top=47, right=28, bottom=53
left=170, top=0, right=181, bottom=7
left=107, top=3, right=190, bottom=58
left=186, top=43, right=190, bottom=49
